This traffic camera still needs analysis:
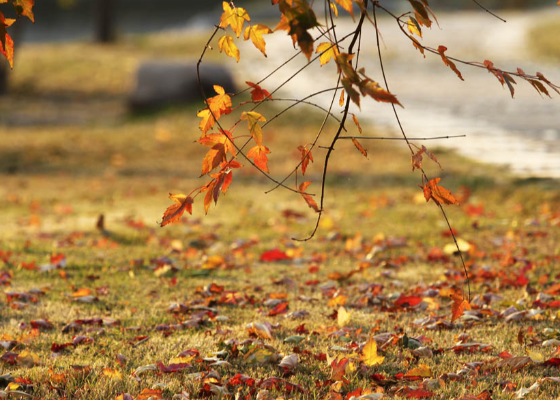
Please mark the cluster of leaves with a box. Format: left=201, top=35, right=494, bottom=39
left=0, top=0, right=34, bottom=68
left=161, top=0, right=559, bottom=249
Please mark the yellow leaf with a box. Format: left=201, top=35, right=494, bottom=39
left=218, top=35, right=240, bottom=62
left=360, top=336, right=385, bottom=366
left=240, top=111, right=266, bottom=145
left=404, top=364, right=432, bottom=377
left=339, top=90, right=345, bottom=106
left=247, top=145, right=271, bottom=172
left=527, top=349, right=545, bottom=363
left=243, top=24, right=272, bottom=56
left=330, top=2, right=338, bottom=17
left=316, top=42, right=339, bottom=66
left=246, top=322, right=273, bottom=340
left=407, top=17, right=422, bottom=37
left=219, top=1, right=250, bottom=38
left=16, top=350, right=40, bottom=367
left=335, top=0, right=355, bottom=19
left=169, top=356, right=195, bottom=364
left=103, top=368, right=123, bottom=379
left=337, top=306, right=351, bottom=327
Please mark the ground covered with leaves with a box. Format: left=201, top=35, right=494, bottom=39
left=1, top=35, right=560, bottom=400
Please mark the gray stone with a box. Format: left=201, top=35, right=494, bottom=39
left=128, top=60, right=236, bottom=111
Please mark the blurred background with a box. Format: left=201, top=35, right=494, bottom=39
left=0, top=0, right=558, bottom=185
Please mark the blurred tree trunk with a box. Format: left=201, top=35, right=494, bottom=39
left=95, top=0, right=116, bottom=43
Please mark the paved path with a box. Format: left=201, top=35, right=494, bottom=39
left=230, top=9, right=560, bottom=177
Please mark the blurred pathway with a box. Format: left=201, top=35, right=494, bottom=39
left=230, top=8, right=560, bottom=177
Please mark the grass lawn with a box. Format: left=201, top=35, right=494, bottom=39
left=0, top=32, right=560, bottom=400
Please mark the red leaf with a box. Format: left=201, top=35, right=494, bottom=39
left=422, top=177, right=458, bottom=206
left=247, top=81, right=272, bottom=102
left=394, top=295, right=422, bottom=308
left=247, top=145, right=271, bottom=172
left=260, top=249, right=291, bottom=262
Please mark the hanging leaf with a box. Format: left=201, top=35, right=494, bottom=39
left=244, top=24, right=272, bottom=56
left=351, top=138, right=368, bottom=158
left=247, top=145, right=271, bottom=172
left=161, top=194, right=193, bottom=227
left=407, top=17, right=422, bottom=37
left=197, top=85, right=232, bottom=134
left=422, top=177, right=458, bottom=206
left=437, top=46, right=464, bottom=81
left=316, top=42, right=340, bottom=66
left=219, top=1, right=250, bottom=38
left=297, top=145, right=314, bottom=175
left=218, top=35, right=240, bottom=62
left=241, top=111, right=266, bottom=145
left=358, top=79, right=402, bottom=106
left=10, top=0, right=35, bottom=22
left=299, top=181, right=319, bottom=212
left=246, top=81, right=273, bottom=102
left=335, top=0, right=354, bottom=19
left=273, top=0, right=319, bottom=60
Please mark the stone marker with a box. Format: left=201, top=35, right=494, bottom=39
left=128, top=61, right=236, bottom=111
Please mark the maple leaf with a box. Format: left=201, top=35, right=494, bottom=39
left=246, top=81, right=272, bottom=102
left=218, top=35, right=239, bottom=62
left=197, top=85, right=232, bottom=134
left=240, top=111, right=266, bottom=145
left=351, top=138, right=368, bottom=158
left=219, top=1, right=250, bottom=38
left=335, top=0, right=354, bottom=19
left=315, top=42, right=339, bottom=66
left=437, top=46, right=464, bottom=81
left=330, top=357, right=350, bottom=380
left=247, top=145, right=271, bottom=172
left=0, top=12, right=15, bottom=68
left=160, top=194, right=193, bottom=227
left=274, top=0, right=319, bottom=60
left=298, top=181, right=319, bottom=212
left=201, top=143, right=226, bottom=175
left=198, top=130, right=236, bottom=157
left=10, top=0, right=34, bottom=23
left=244, top=24, right=272, bottom=56
left=297, top=145, right=313, bottom=175
left=422, top=177, right=458, bottom=206
left=360, top=336, right=385, bottom=366
left=450, top=292, right=471, bottom=322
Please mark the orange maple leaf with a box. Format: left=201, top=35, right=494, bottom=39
left=299, top=181, right=320, bottom=212
left=247, top=145, right=271, bottom=172
left=219, top=1, right=250, bottom=38
left=358, top=79, right=402, bottom=106
left=201, top=144, right=226, bottom=176
left=450, top=292, right=471, bottom=322
left=422, top=177, right=458, bottom=206
left=197, top=85, right=232, bottom=134
left=161, top=194, right=193, bottom=227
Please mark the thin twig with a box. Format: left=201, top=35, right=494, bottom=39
left=372, top=5, right=471, bottom=301
left=294, top=0, right=369, bottom=242
left=339, top=135, right=466, bottom=140
left=196, top=26, right=304, bottom=196
left=470, top=0, right=506, bottom=22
